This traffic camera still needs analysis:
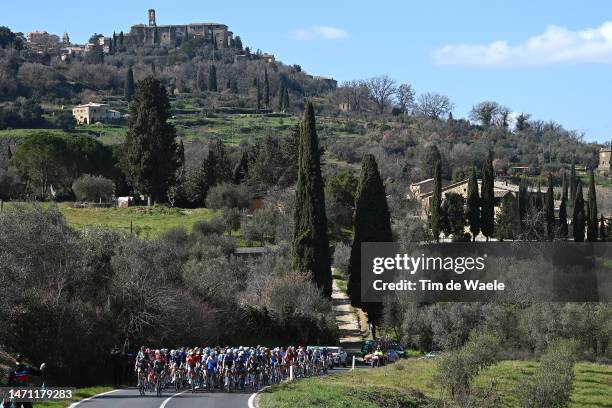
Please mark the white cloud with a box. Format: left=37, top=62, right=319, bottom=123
left=292, top=26, right=348, bottom=41
left=433, top=22, right=612, bottom=66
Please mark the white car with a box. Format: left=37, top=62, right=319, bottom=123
left=326, top=346, right=347, bottom=367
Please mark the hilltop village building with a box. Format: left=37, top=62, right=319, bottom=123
left=72, top=103, right=121, bottom=125
left=129, top=9, right=233, bottom=48
left=598, top=147, right=611, bottom=175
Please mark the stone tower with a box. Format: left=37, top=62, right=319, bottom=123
left=148, top=9, right=157, bottom=27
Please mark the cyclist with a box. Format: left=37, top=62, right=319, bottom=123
left=152, top=351, right=165, bottom=394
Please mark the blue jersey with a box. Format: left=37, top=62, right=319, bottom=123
left=206, top=358, right=217, bottom=372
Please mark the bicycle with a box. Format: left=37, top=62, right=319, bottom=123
left=155, top=372, right=163, bottom=397
left=137, top=368, right=147, bottom=396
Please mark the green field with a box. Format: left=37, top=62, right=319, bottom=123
left=34, top=386, right=114, bottom=408
left=259, top=359, right=612, bottom=408
left=5, top=203, right=219, bottom=239
left=58, top=204, right=218, bottom=238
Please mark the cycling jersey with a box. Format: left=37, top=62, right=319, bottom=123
left=152, top=360, right=164, bottom=374
left=206, top=357, right=217, bottom=372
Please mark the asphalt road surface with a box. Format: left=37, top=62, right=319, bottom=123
left=73, top=367, right=354, bottom=408
left=72, top=388, right=252, bottom=408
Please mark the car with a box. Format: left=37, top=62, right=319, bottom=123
left=384, top=349, right=400, bottom=362
left=390, top=343, right=406, bottom=358
left=424, top=351, right=441, bottom=359
left=325, top=346, right=347, bottom=367
left=361, top=340, right=375, bottom=357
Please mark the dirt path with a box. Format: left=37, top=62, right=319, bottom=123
left=332, top=279, right=363, bottom=359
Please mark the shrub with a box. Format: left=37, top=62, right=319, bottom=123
left=437, top=329, right=501, bottom=402
left=332, top=242, right=351, bottom=275
left=205, top=182, right=250, bottom=209
left=222, top=207, right=242, bottom=235
left=516, top=339, right=577, bottom=408
left=192, top=216, right=225, bottom=236
left=72, top=174, right=115, bottom=202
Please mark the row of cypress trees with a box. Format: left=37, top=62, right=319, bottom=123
left=432, top=155, right=496, bottom=241
left=291, top=102, right=392, bottom=338
left=429, top=155, right=604, bottom=242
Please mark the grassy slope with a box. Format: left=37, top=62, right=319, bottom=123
left=6, top=203, right=219, bottom=239
left=34, top=386, right=113, bottom=408
left=59, top=204, right=218, bottom=239
left=0, top=108, right=366, bottom=147
left=259, top=359, right=612, bottom=408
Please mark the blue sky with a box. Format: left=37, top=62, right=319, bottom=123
left=4, top=0, right=612, bottom=142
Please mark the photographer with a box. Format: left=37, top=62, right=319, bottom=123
left=4, top=354, right=46, bottom=408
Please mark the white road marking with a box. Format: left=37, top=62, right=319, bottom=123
left=67, top=389, right=119, bottom=407
left=248, top=386, right=270, bottom=408
left=159, top=390, right=188, bottom=408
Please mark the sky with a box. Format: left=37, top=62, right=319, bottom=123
left=4, top=0, right=612, bottom=142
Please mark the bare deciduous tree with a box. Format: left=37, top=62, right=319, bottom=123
left=397, top=83, right=415, bottom=114
left=365, top=75, right=397, bottom=114
left=469, top=101, right=511, bottom=128
left=415, top=92, right=454, bottom=119
left=339, top=80, right=369, bottom=114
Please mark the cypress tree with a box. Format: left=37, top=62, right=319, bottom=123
left=545, top=173, right=555, bottom=240
left=559, top=172, right=569, bottom=238
left=587, top=170, right=598, bottom=241
left=208, top=64, right=218, bottom=92
left=121, top=76, right=177, bottom=204
left=480, top=156, right=495, bottom=240
left=570, top=160, right=576, bottom=204
left=292, top=102, right=332, bottom=298
left=256, top=79, right=262, bottom=111
left=263, top=68, right=270, bottom=107
left=124, top=66, right=135, bottom=101
left=599, top=215, right=607, bottom=241
left=283, top=86, right=290, bottom=111
left=232, top=151, right=249, bottom=184
left=347, top=154, right=392, bottom=336
left=431, top=160, right=442, bottom=242
left=119, top=31, right=124, bottom=46
left=196, top=66, right=207, bottom=92
left=518, top=177, right=529, bottom=235
left=465, top=166, right=480, bottom=241
left=277, top=81, right=285, bottom=112
left=573, top=180, right=585, bottom=242
left=200, top=149, right=216, bottom=205
left=495, top=194, right=515, bottom=242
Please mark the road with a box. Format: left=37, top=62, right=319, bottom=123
left=74, top=367, right=355, bottom=408
left=72, top=388, right=252, bottom=408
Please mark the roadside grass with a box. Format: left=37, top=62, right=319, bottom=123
left=259, top=359, right=612, bottom=408
left=34, top=386, right=114, bottom=408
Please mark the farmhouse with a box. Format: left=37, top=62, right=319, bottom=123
left=72, top=103, right=121, bottom=125
left=598, top=147, right=611, bottom=175
left=409, top=178, right=519, bottom=221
